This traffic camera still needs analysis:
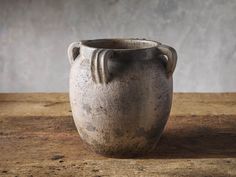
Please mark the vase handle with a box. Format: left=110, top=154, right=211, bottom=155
left=67, top=42, right=81, bottom=65
left=91, top=49, right=113, bottom=84
left=157, top=44, right=177, bottom=77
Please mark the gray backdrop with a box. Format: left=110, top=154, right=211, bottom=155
left=0, top=0, right=236, bottom=92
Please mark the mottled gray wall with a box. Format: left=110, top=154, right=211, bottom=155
left=0, top=0, right=236, bottom=92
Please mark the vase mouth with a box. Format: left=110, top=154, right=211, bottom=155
left=81, top=38, right=160, bottom=51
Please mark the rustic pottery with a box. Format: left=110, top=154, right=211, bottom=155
left=67, top=38, right=177, bottom=156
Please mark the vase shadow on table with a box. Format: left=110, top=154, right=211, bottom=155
left=69, top=115, right=236, bottom=159
left=139, top=115, right=236, bottom=159
left=75, top=115, right=236, bottom=159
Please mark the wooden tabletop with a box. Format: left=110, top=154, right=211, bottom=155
left=0, top=93, right=236, bottom=177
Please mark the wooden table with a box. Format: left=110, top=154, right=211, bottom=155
left=0, top=93, right=236, bottom=177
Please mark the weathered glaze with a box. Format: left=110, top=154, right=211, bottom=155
left=68, top=39, right=177, bottom=156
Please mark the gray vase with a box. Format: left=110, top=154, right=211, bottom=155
left=67, top=39, right=177, bottom=156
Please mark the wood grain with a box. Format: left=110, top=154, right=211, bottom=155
left=0, top=93, right=236, bottom=177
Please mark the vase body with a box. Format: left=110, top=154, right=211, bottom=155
left=68, top=39, right=177, bottom=156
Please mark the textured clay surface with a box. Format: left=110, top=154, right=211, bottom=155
left=69, top=39, right=176, bottom=156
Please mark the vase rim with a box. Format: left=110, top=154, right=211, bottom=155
left=80, top=38, right=161, bottom=51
